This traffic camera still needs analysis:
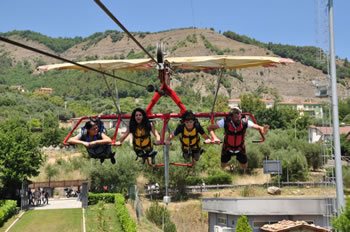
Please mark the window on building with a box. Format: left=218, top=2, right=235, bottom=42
left=217, top=215, right=227, bottom=225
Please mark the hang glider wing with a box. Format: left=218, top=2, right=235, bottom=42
left=37, top=58, right=154, bottom=72
left=37, top=55, right=293, bottom=72
left=166, top=56, right=293, bottom=70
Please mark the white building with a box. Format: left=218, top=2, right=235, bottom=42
left=202, top=197, right=335, bottom=232
left=308, top=125, right=350, bottom=143
left=228, top=99, right=324, bottom=119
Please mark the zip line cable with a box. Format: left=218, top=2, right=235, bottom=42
left=94, top=0, right=159, bottom=66
left=0, top=36, right=150, bottom=89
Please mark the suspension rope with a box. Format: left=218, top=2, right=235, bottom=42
left=0, top=36, right=148, bottom=88
left=210, top=69, right=224, bottom=114
left=102, top=74, right=122, bottom=115
left=98, top=65, right=128, bottom=127
left=94, top=0, right=159, bottom=66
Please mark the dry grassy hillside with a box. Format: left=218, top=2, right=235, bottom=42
left=0, top=35, right=58, bottom=65
left=2, top=28, right=347, bottom=100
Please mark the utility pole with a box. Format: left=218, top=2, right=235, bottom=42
left=328, top=0, right=345, bottom=211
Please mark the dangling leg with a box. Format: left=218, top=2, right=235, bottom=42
left=104, top=145, right=116, bottom=164
left=148, top=150, right=158, bottom=165
left=191, top=149, right=202, bottom=166
left=221, top=149, right=232, bottom=170
left=134, top=150, right=146, bottom=164
left=182, top=149, right=191, bottom=162
left=110, top=153, right=116, bottom=164
left=236, top=148, right=248, bottom=173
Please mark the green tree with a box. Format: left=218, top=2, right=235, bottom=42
left=341, top=134, right=350, bottom=156
left=40, top=113, right=62, bottom=146
left=0, top=119, right=43, bottom=199
left=240, top=94, right=265, bottom=115
left=236, top=215, right=252, bottom=232
left=298, top=142, right=323, bottom=171
left=87, top=147, right=140, bottom=193
left=332, top=199, right=350, bottom=232
left=44, top=164, right=59, bottom=187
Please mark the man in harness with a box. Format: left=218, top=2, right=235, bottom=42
left=166, top=110, right=211, bottom=166
left=208, top=107, right=268, bottom=170
left=68, top=119, right=116, bottom=164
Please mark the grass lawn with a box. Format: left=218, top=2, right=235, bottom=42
left=6, top=209, right=82, bottom=232
left=85, top=203, right=122, bottom=232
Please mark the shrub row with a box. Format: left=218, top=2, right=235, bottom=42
left=114, top=194, right=137, bottom=232
left=88, top=193, right=115, bottom=205
left=88, top=193, right=137, bottom=232
left=0, top=200, right=17, bottom=227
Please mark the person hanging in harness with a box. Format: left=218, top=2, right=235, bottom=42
left=208, top=107, right=269, bottom=171
left=166, top=110, right=212, bottom=166
left=68, top=119, right=116, bottom=164
left=116, top=108, right=160, bottom=165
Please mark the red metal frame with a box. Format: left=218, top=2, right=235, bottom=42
left=146, top=63, right=186, bottom=115
left=63, top=62, right=265, bottom=167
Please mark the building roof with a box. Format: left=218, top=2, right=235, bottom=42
left=260, top=220, right=330, bottom=232
left=202, top=197, right=336, bottom=216
left=309, top=125, right=350, bottom=135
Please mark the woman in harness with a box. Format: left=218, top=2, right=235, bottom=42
left=116, top=108, right=160, bottom=165
left=208, top=107, right=268, bottom=170
left=166, top=110, right=211, bottom=166
left=68, top=120, right=116, bottom=164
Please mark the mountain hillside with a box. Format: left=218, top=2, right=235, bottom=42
left=1, top=28, right=349, bottom=101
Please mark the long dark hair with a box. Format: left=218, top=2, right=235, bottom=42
left=129, top=108, right=152, bottom=134
left=84, top=121, right=95, bottom=130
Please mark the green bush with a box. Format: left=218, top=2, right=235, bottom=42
left=185, top=176, right=202, bottom=185
left=145, top=202, right=176, bottom=232
left=343, top=167, right=350, bottom=189
left=164, top=221, right=177, bottom=232
left=114, top=194, right=137, bottom=232
left=332, top=199, right=350, bottom=232
left=88, top=193, right=115, bottom=205
left=206, top=173, right=232, bottom=185
left=0, top=200, right=17, bottom=227
left=236, top=215, right=252, bottom=232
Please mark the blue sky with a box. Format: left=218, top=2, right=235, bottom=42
left=0, top=0, right=349, bottom=59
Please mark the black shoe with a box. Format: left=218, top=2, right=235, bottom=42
left=149, top=150, right=157, bottom=157
left=151, top=155, right=156, bottom=165
left=100, top=158, right=105, bottom=164
left=111, top=157, right=116, bottom=164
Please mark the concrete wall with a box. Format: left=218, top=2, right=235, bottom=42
left=203, top=197, right=335, bottom=232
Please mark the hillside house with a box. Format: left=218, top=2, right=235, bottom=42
left=35, top=87, right=53, bottom=95
left=308, top=125, right=350, bottom=143
left=9, top=85, right=25, bottom=92
left=228, top=99, right=324, bottom=119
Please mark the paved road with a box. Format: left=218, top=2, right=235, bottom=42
left=29, top=198, right=82, bottom=210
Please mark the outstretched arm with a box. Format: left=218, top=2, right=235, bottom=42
left=88, top=133, right=111, bottom=146
left=165, top=132, right=175, bottom=145
left=151, top=123, right=161, bottom=144
left=67, top=134, right=89, bottom=147
left=115, top=128, right=130, bottom=146
left=251, top=123, right=269, bottom=135
left=207, top=123, right=221, bottom=143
